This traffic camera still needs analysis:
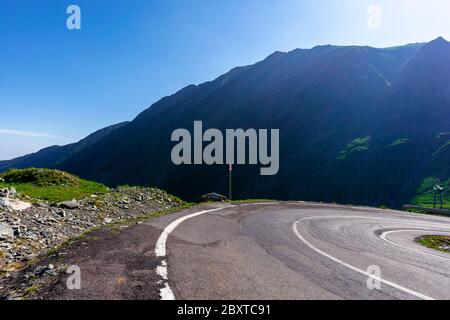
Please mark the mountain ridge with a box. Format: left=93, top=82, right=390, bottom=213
left=1, top=37, right=449, bottom=207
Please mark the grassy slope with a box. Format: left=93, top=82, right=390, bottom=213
left=0, top=180, right=107, bottom=203
left=412, top=177, right=450, bottom=209
left=0, top=168, right=108, bottom=203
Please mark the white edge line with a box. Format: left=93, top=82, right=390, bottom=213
left=292, top=219, right=435, bottom=300
left=155, top=207, right=448, bottom=300
left=155, top=206, right=233, bottom=300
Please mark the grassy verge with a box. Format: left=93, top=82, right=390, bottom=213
left=0, top=180, right=108, bottom=203
left=232, top=199, right=276, bottom=204
left=417, top=235, right=450, bottom=253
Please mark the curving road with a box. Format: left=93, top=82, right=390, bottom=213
left=151, top=202, right=450, bottom=300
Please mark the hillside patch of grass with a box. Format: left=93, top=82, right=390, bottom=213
left=1, top=168, right=81, bottom=186
left=0, top=168, right=108, bottom=203
left=389, top=138, right=411, bottom=147
left=338, top=136, right=371, bottom=160
left=412, top=177, right=449, bottom=209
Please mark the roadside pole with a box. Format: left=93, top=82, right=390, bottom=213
left=228, top=164, right=232, bottom=201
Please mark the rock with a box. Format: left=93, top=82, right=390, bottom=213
left=59, top=200, right=80, bottom=210
left=8, top=188, right=16, bottom=197
left=0, top=198, right=32, bottom=211
left=33, top=266, right=49, bottom=276
left=196, top=192, right=228, bottom=203
left=0, top=189, right=9, bottom=198
left=0, top=188, right=17, bottom=198
left=52, top=208, right=66, bottom=218
left=0, top=222, right=14, bottom=239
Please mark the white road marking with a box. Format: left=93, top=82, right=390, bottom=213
left=380, top=230, right=450, bottom=262
left=292, top=217, right=437, bottom=300
left=155, top=206, right=450, bottom=300
left=155, top=206, right=233, bottom=300
left=154, top=203, right=278, bottom=300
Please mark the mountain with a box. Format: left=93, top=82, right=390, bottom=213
left=1, top=38, right=449, bottom=207
left=0, top=122, right=129, bottom=172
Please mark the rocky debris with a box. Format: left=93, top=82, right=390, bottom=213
left=0, top=198, right=32, bottom=211
left=0, top=186, right=184, bottom=286
left=0, top=188, right=16, bottom=198
left=0, top=188, right=30, bottom=212
left=0, top=262, right=66, bottom=299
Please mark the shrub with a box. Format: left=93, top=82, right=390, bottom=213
left=1, top=168, right=80, bottom=187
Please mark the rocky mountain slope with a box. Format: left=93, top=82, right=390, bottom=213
left=0, top=169, right=184, bottom=282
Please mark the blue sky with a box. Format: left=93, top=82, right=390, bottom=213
left=1, top=0, right=450, bottom=160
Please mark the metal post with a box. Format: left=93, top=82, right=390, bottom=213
left=433, top=184, right=444, bottom=209
left=434, top=190, right=437, bottom=208
left=228, top=164, right=232, bottom=201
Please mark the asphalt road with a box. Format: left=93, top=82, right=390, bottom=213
left=149, top=202, right=450, bottom=300
left=32, top=202, right=450, bottom=300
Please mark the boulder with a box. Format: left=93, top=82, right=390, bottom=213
left=59, top=199, right=80, bottom=210
left=196, top=192, right=228, bottom=203
left=8, top=187, right=16, bottom=197
left=0, top=188, right=17, bottom=198
left=0, top=188, right=9, bottom=198
left=52, top=208, right=66, bottom=218
left=0, top=198, right=32, bottom=211
left=0, top=222, right=14, bottom=239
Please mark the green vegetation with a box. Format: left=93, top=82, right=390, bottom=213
left=24, top=284, right=41, bottom=297
left=1, top=168, right=80, bottom=186
left=389, top=138, right=411, bottom=147
left=417, top=235, right=450, bottom=253
left=232, top=199, right=276, bottom=204
left=0, top=168, right=108, bottom=203
left=338, top=136, right=371, bottom=160
left=412, top=177, right=450, bottom=209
